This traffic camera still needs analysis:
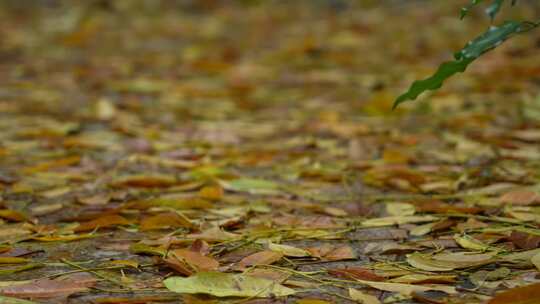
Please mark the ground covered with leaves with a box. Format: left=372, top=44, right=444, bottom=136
left=1, top=1, right=540, bottom=303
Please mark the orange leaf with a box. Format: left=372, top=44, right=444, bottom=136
left=499, top=190, right=540, bottom=206
left=0, top=273, right=96, bottom=299
left=164, top=249, right=219, bottom=276
left=140, top=212, right=194, bottom=231
left=235, top=250, right=283, bottom=270
left=74, top=214, right=130, bottom=232
left=488, top=282, right=540, bottom=304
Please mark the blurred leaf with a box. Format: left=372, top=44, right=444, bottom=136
left=348, top=288, right=381, bottom=304
left=75, top=215, right=130, bottom=232
left=487, top=282, right=540, bottom=304
left=220, top=178, right=280, bottom=195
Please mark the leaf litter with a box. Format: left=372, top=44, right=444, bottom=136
left=0, top=1, right=539, bottom=303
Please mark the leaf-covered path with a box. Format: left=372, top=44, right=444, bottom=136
left=0, top=1, right=540, bottom=303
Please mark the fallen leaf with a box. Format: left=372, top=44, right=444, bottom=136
left=531, top=252, right=540, bottom=271
left=509, top=231, right=540, bottom=249
left=163, top=272, right=296, bottom=297
left=389, top=274, right=456, bottom=284
left=361, top=215, right=437, bottom=227
left=499, top=189, right=540, bottom=206
left=349, top=288, right=381, bottom=304
left=164, top=249, right=219, bottom=276
left=75, top=214, right=130, bottom=232
left=268, top=242, right=310, bottom=257
left=407, top=252, right=494, bottom=272
left=0, top=273, right=96, bottom=299
left=306, top=245, right=356, bottom=261
left=356, top=279, right=456, bottom=295
left=386, top=203, right=415, bottom=216
left=140, top=212, right=194, bottom=231
left=220, top=178, right=280, bottom=195
left=328, top=267, right=385, bottom=281
left=453, top=234, right=491, bottom=251
left=487, top=282, right=540, bottom=304
left=0, top=210, right=27, bottom=222
left=235, top=251, right=283, bottom=270
left=111, top=174, right=177, bottom=188
left=0, top=296, right=37, bottom=303
left=198, top=186, right=224, bottom=201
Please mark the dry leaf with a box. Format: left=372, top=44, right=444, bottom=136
left=140, top=212, right=194, bottom=231
left=487, top=282, right=540, bottom=304
left=268, top=242, right=310, bottom=257
left=163, top=272, right=295, bottom=297
left=0, top=273, right=96, bottom=299
left=356, top=279, right=456, bottom=295
left=349, top=288, right=381, bottom=304
left=235, top=251, right=283, bottom=270
left=75, top=214, right=130, bottom=232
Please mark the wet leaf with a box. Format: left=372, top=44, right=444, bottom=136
left=163, top=272, right=296, bottom=297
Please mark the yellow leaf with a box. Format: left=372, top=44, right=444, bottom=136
left=532, top=252, right=540, bottom=271
left=348, top=288, right=381, bottom=304
left=268, top=242, right=310, bottom=257
left=361, top=215, right=437, bottom=227
left=163, top=272, right=296, bottom=298
left=453, top=234, right=491, bottom=251
left=356, top=279, right=456, bottom=295
left=386, top=203, right=415, bottom=216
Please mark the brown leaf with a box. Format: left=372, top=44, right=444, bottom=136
left=0, top=273, right=96, bottom=299
left=499, top=189, right=540, bottom=206
left=74, top=214, right=130, bottom=232
left=328, top=267, right=385, bottom=281
left=164, top=249, right=219, bottom=276
left=415, top=200, right=482, bottom=214
left=110, top=174, right=177, bottom=188
left=509, top=231, right=540, bottom=250
left=140, top=212, right=194, bottom=231
left=235, top=250, right=283, bottom=270
left=487, top=282, right=540, bottom=304
left=0, top=210, right=28, bottom=222
left=306, top=244, right=356, bottom=261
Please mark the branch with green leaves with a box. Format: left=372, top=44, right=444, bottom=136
left=393, top=0, right=539, bottom=109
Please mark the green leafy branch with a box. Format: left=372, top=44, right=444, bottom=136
left=393, top=0, right=539, bottom=109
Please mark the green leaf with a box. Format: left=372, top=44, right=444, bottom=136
left=461, top=0, right=485, bottom=19
left=393, top=21, right=523, bottom=109
left=486, top=0, right=505, bottom=20
left=455, top=21, right=523, bottom=60
left=163, top=272, right=296, bottom=298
